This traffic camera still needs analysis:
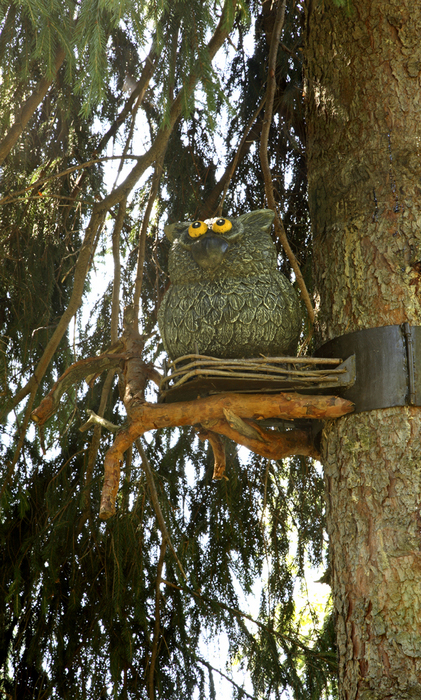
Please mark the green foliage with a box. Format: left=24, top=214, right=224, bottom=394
left=0, top=1, right=336, bottom=698
left=0, top=0, right=235, bottom=118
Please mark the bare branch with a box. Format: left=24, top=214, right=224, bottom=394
left=209, top=98, right=266, bottom=218
left=259, top=0, right=315, bottom=328
left=96, top=44, right=160, bottom=156
left=148, top=538, right=167, bottom=700
left=79, top=409, right=120, bottom=433
left=30, top=348, right=124, bottom=425
left=111, top=199, right=126, bottom=343
left=133, top=158, right=165, bottom=321
left=136, top=439, right=187, bottom=581
left=0, top=156, right=146, bottom=208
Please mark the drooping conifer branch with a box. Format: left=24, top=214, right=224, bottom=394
left=3, top=210, right=106, bottom=420
left=0, top=47, right=66, bottom=166
left=95, top=0, right=238, bottom=215
left=136, top=439, right=187, bottom=581
left=0, top=388, right=38, bottom=503
left=149, top=538, right=167, bottom=700
left=160, top=577, right=338, bottom=666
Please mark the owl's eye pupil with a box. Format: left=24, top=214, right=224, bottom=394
left=216, top=219, right=225, bottom=226
left=192, top=221, right=201, bottom=228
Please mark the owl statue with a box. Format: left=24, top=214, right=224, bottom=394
left=158, top=209, right=302, bottom=360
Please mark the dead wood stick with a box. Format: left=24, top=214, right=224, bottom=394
left=196, top=428, right=227, bottom=479
left=31, top=354, right=125, bottom=425
left=222, top=408, right=262, bottom=441
left=202, top=417, right=319, bottom=461
left=166, top=368, right=342, bottom=390
left=79, top=409, right=121, bottom=433
left=165, top=361, right=346, bottom=377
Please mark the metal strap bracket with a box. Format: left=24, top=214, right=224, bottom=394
left=316, top=324, right=421, bottom=414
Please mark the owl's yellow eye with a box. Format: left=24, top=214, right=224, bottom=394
left=188, top=221, right=208, bottom=237
left=212, top=218, right=232, bottom=234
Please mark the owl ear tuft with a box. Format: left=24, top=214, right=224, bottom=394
left=237, top=209, right=275, bottom=232
left=164, top=222, right=188, bottom=243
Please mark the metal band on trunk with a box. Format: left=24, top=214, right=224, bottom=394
left=316, top=324, right=421, bottom=413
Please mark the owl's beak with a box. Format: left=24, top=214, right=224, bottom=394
left=191, top=234, right=229, bottom=270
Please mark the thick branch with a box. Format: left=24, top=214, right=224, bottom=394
left=121, top=307, right=150, bottom=406
left=99, top=392, right=352, bottom=518
left=0, top=47, right=66, bottom=165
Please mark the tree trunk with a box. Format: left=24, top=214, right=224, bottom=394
left=305, top=1, right=421, bottom=697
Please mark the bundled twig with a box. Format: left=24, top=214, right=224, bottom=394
left=160, top=353, right=349, bottom=392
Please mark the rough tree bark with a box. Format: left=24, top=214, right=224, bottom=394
left=305, top=1, right=421, bottom=697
